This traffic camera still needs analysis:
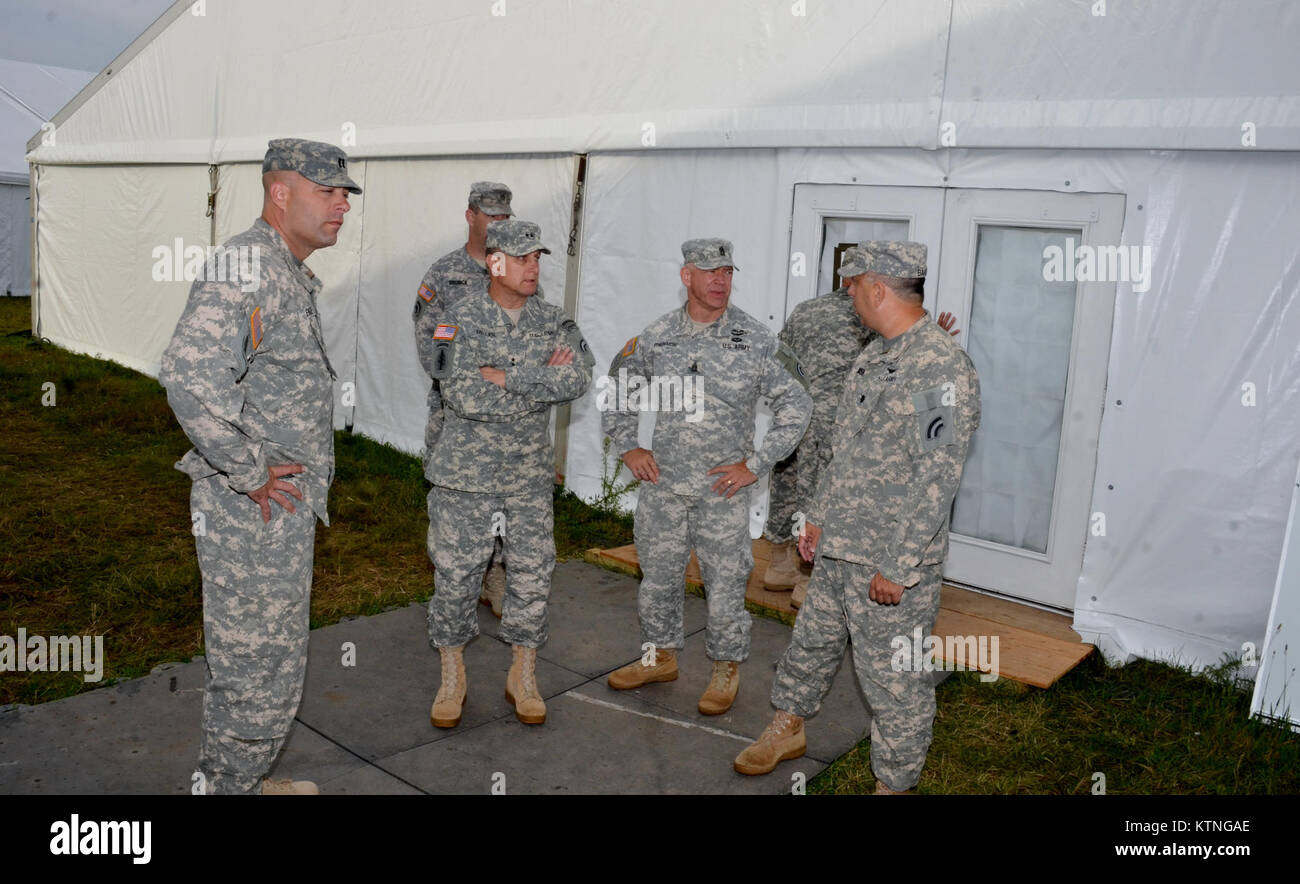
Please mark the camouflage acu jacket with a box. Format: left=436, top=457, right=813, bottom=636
left=603, top=303, right=812, bottom=498
left=808, top=314, right=980, bottom=587
left=423, top=289, right=593, bottom=493
left=160, top=218, right=337, bottom=523
left=780, top=288, right=875, bottom=433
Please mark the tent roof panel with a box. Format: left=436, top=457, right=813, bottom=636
left=24, top=0, right=1300, bottom=163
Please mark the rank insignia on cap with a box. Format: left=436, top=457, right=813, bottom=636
left=621, top=336, right=638, bottom=357
left=249, top=307, right=263, bottom=349
left=433, top=324, right=459, bottom=341
left=418, top=284, right=435, bottom=303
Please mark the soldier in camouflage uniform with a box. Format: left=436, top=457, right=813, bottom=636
left=763, top=253, right=958, bottom=606
left=413, top=182, right=514, bottom=617
left=603, top=238, right=812, bottom=715
left=734, top=241, right=980, bottom=794
left=160, top=138, right=360, bottom=795
left=422, top=219, right=593, bottom=727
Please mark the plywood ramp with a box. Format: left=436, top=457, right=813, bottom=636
left=586, top=539, right=1093, bottom=689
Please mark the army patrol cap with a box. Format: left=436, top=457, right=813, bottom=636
left=838, top=240, right=927, bottom=279
left=486, top=219, right=551, bottom=256
left=469, top=181, right=514, bottom=216
left=681, top=238, right=739, bottom=271
left=262, top=138, right=362, bottom=194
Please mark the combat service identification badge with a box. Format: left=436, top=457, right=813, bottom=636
left=912, top=386, right=954, bottom=451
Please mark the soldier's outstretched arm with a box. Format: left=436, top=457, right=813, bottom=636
left=159, top=279, right=269, bottom=493
left=748, top=341, right=813, bottom=477
left=504, top=318, right=595, bottom=405
left=880, top=358, right=982, bottom=589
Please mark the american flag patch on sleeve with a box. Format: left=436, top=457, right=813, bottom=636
left=433, top=324, right=458, bottom=341
left=250, top=307, right=263, bottom=349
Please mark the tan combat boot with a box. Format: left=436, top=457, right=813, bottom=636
left=763, top=539, right=799, bottom=590
left=260, top=778, right=320, bottom=795
left=874, top=779, right=911, bottom=795
left=733, top=710, right=806, bottom=775
left=480, top=560, right=506, bottom=618
left=607, top=647, right=678, bottom=690
left=790, top=571, right=810, bottom=610
left=698, top=660, right=740, bottom=715
left=430, top=644, right=467, bottom=728
left=505, top=645, right=546, bottom=725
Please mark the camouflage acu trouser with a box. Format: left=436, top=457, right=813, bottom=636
left=771, top=556, right=943, bottom=792
left=426, top=485, right=553, bottom=649
left=191, top=474, right=315, bottom=795
left=633, top=482, right=752, bottom=662
left=762, top=422, right=832, bottom=543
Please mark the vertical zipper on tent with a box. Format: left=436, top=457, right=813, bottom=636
left=554, top=153, right=588, bottom=483
left=206, top=164, right=219, bottom=247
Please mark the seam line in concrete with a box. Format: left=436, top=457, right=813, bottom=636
left=562, top=690, right=753, bottom=744
left=292, top=717, right=432, bottom=795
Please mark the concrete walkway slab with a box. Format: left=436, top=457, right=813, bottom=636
left=0, top=560, right=876, bottom=794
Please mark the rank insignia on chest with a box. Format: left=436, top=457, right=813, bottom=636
left=433, top=324, right=459, bottom=341
left=418, top=284, right=435, bottom=303
left=249, top=307, right=264, bottom=349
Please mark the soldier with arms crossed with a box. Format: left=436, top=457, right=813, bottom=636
left=422, top=220, right=593, bottom=727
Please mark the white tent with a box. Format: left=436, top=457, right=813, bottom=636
left=0, top=58, right=93, bottom=296
left=24, top=0, right=1300, bottom=678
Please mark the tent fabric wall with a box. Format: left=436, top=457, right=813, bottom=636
left=351, top=154, right=576, bottom=453
left=565, top=146, right=1300, bottom=674
left=26, top=1, right=1299, bottom=168
left=0, top=182, right=29, bottom=295
left=34, top=163, right=210, bottom=374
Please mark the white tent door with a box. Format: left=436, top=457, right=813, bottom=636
left=786, top=184, right=943, bottom=314
left=937, top=189, right=1123, bottom=609
left=786, top=184, right=1121, bottom=610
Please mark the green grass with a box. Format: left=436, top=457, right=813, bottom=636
left=4, top=296, right=1299, bottom=794
left=808, top=653, right=1300, bottom=794
left=0, top=298, right=632, bottom=706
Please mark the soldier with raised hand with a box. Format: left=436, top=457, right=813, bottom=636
left=423, top=219, right=593, bottom=728
left=160, top=138, right=360, bottom=795
left=414, top=182, right=514, bottom=618
left=763, top=251, right=958, bottom=608
left=603, top=238, right=812, bottom=715
left=734, top=241, right=980, bottom=794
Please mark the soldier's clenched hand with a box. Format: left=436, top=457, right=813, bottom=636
left=707, top=461, right=756, bottom=498
left=622, top=448, right=660, bottom=483
left=246, top=463, right=305, bottom=523
left=869, top=571, right=905, bottom=605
